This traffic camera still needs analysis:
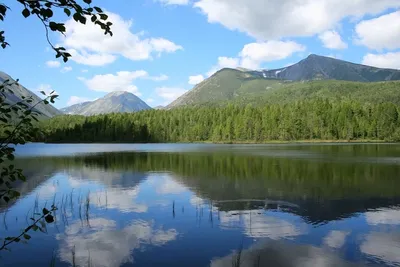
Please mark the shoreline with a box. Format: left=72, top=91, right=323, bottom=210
left=37, top=139, right=393, bottom=145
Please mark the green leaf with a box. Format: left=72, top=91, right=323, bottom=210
left=7, top=154, right=14, bottom=160
left=83, top=0, right=92, bottom=4
left=45, top=214, right=54, bottom=223
left=22, top=8, right=30, bottom=18
left=23, top=234, right=31, bottom=240
left=64, top=8, right=71, bottom=16
left=94, top=7, right=103, bottom=13
left=73, top=13, right=80, bottom=22
left=32, top=225, right=38, bottom=231
left=99, top=14, right=108, bottom=20
left=42, top=208, right=50, bottom=215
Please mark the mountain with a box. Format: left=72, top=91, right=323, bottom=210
left=167, top=54, right=400, bottom=108
left=61, top=91, right=151, bottom=116
left=0, top=71, right=61, bottom=118
left=260, top=54, right=400, bottom=82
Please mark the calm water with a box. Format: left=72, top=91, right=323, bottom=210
left=1, top=143, right=400, bottom=267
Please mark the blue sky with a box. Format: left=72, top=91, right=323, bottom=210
left=1, top=0, right=400, bottom=108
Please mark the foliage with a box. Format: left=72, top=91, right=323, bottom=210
left=0, top=79, right=57, bottom=251
left=0, top=0, right=113, bottom=252
left=41, top=99, right=400, bottom=143
left=0, top=0, right=112, bottom=62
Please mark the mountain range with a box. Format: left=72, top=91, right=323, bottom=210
left=2, top=54, right=400, bottom=117
left=167, top=54, right=400, bottom=108
left=60, top=91, right=151, bottom=116
left=0, top=71, right=61, bottom=118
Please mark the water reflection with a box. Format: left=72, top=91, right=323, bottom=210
left=2, top=144, right=400, bottom=266
left=57, top=218, right=178, bottom=267
left=211, top=240, right=364, bottom=267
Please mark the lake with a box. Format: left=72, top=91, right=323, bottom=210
left=1, top=143, right=400, bottom=267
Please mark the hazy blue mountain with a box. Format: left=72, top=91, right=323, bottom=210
left=259, top=54, right=400, bottom=82
left=61, top=91, right=151, bottom=116
left=0, top=71, right=61, bottom=118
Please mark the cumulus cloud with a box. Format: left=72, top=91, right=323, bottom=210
left=81, top=71, right=146, bottom=94
left=323, top=230, right=349, bottom=249
left=207, top=56, right=240, bottom=76
left=80, top=71, right=167, bottom=95
left=57, top=218, right=178, bottom=267
left=239, top=41, right=306, bottom=69
left=219, top=211, right=304, bottom=239
left=155, top=176, right=187, bottom=195
left=361, top=232, right=400, bottom=266
left=146, top=98, right=154, bottom=103
left=188, top=74, right=205, bottom=85
left=156, top=87, right=188, bottom=104
left=207, top=41, right=305, bottom=76
left=365, top=208, right=400, bottom=225
left=90, top=189, right=148, bottom=213
left=67, top=96, right=93, bottom=106
left=355, top=11, right=400, bottom=50
left=145, top=74, right=169, bottom=81
left=194, top=0, right=400, bottom=40
left=46, top=60, right=61, bottom=68
left=157, top=0, right=189, bottom=5
left=318, top=30, right=348, bottom=49
left=362, top=52, right=400, bottom=69
left=61, top=12, right=182, bottom=66
left=61, top=66, right=73, bottom=73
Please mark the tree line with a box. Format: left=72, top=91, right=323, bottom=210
left=40, top=99, right=400, bottom=143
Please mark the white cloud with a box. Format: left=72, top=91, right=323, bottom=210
left=155, top=176, right=187, bottom=195
left=157, top=0, right=189, bottom=5
left=188, top=74, right=205, bottom=85
left=68, top=49, right=117, bottom=66
left=46, top=60, right=61, bottom=68
left=81, top=70, right=166, bottom=94
left=365, top=208, right=400, bottom=225
left=146, top=98, right=154, bottom=103
left=362, top=52, right=400, bottom=69
left=81, top=69, right=88, bottom=73
left=355, top=11, right=400, bottom=50
left=90, top=189, right=148, bottom=213
left=207, top=56, right=240, bottom=76
left=62, top=12, right=182, bottom=66
left=67, top=96, right=92, bottom=106
left=361, top=232, right=400, bottom=266
left=239, top=41, right=306, bottom=69
left=207, top=41, right=305, bottom=76
left=36, top=84, right=57, bottom=96
left=323, top=231, right=349, bottom=249
left=318, top=30, right=348, bottom=49
left=194, top=0, right=400, bottom=40
left=156, top=87, right=188, bottom=104
left=57, top=219, right=177, bottom=267
left=61, top=66, right=72, bottom=73
left=219, top=211, right=304, bottom=239
left=146, top=74, right=169, bottom=81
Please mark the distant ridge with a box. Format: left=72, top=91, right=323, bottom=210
left=61, top=91, right=151, bottom=116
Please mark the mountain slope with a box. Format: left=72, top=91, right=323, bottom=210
left=61, top=91, right=151, bottom=116
left=261, top=54, right=400, bottom=82
left=167, top=55, right=400, bottom=108
left=0, top=71, right=61, bottom=118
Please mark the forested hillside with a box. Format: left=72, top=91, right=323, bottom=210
left=167, top=69, right=400, bottom=108
left=41, top=99, right=400, bottom=143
